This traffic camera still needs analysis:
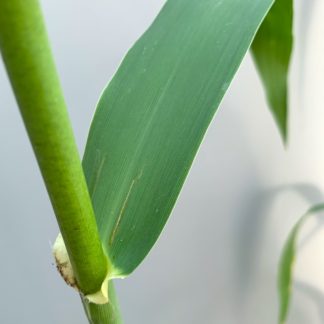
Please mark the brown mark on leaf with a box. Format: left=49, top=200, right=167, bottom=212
left=109, top=169, right=143, bottom=245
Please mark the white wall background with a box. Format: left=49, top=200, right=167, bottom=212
left=0, top=1, right=324, bottom=323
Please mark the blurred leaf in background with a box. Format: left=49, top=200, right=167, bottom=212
left=252, top=0, right=293, bottom=142
left=278, top=204, right=324, bottom=324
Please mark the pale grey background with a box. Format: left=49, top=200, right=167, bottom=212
left=1, top=1, right=324, bottom=323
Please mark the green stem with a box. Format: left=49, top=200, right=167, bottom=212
left=0, top=0, right=107, bottom=295
left=82, top=281, right=123, bottom=324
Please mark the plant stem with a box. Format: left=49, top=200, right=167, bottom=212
left=82, top=281, right=123, bottom=324
left=0, top=0, right=108, bottom=295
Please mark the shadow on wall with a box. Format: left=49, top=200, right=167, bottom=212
left=234, top=181, right=324, bottom=322
left=295, top=280, right=324, bottom=322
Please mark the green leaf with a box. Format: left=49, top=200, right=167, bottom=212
left=251, top=0, right=293, bottom=142
left=83, top=0, right=274, bottom=278
left=278, top=203, right=324, bottom=324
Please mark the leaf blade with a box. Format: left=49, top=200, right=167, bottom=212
left=251, top=0, right=293, bottom=142
left=83, top=0, right=274, bottom=277
left=278, top=203, right=324, bottom=323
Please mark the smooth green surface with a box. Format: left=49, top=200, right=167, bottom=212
left=83, top=0, right=274, bottom=277
left=0, top=0, right=107, bottom=294
left=82, top=281, right=122, bottom=324
left=251, top=0, right=293, bottom=142
left=278, top=203, right=324, bottom=324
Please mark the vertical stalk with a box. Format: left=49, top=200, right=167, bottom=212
left=82, top=282, right=123, bottom=324
left=0, top=0, right=107, bottom=295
